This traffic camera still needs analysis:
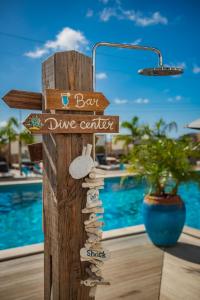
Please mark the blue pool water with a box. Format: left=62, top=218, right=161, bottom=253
left=0, top=177, right=200, bottom=250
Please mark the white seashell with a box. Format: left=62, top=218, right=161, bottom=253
left=69, top=144, right=94, bottom=179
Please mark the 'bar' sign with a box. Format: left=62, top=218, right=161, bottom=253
left=23, top=113, right=119, bottom=134
left=45, top=89, right=110, bottom=112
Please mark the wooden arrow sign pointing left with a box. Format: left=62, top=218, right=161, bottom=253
left=23, top=113, right=119, bottom=134
left=45, top=89, right=110, bottom=112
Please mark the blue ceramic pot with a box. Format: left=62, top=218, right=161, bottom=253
left=143, top=195, right=186, bottom=246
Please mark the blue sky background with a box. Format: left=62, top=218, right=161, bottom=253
left=0, top=0, right=200, bottom=136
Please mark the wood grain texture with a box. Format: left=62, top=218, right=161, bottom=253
left=28, top=143, right=43, bottom=162
left=23, top=113, right=119, bottom=134
left=42, top=51, right=94, bottom=300
left=0, top=232, right=199, bottom=300
left=0, top=233, right=163, bottom=300
left=45, top=89, right=110, bottom=112
left=160, top=234, right=200, bottom=300
left=2, top=89, right=42, bottom=110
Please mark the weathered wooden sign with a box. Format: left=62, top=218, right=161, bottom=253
left=28, top=143, right=43, bottom=162
left=45, top=89, right=110, bottom=111
left=3, top=90, right=42, bottom=110
left=23, top=113, right=119, bottom=134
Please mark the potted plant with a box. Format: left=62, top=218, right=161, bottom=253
left=128, top=127, right=200, bottom=246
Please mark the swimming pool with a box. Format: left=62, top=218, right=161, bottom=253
left=0, top=177, right=200, bottom=250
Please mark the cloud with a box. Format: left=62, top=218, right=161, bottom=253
left=0, top=121, right=7, bottom=127
left=193, top=65, right=200, bottom=74
left=86, top=9, right=94, bottom=18
left=100, top=7, right=117, bottom=21
left=167, top=95, right=183, bottom=102
left=167, top=62, right=186, bottom=69
left=134, top=98, right=150, bottom=104
left=24, top=48, right=48, bottom=58
left=114, top=98, right=128, bottom=104
left=96, top=72, right=107, bottom=79
left=132, top=38, right=142, bottom=45
left=99, top=4, right=168, bottom=26
left=25, top=27, right=88, bottom=58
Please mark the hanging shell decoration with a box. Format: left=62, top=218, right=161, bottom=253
left=69, top=144, right=110, bottom=297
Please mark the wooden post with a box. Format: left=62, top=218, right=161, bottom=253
left=42, top=51, right=93, bottom=299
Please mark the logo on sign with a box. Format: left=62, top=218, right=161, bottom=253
left=61, top=93, right=70, bottom=108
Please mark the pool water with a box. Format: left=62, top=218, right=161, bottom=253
left=0, top=177, right=200, bottom=250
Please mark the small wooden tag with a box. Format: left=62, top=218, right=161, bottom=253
left=80, top=247, right=110, bottom=261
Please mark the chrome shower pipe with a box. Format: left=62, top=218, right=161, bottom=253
left=92, top=41, right=163, bottom=90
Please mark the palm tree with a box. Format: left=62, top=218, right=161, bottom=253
left=19, top=129, right=34, bottom=145
left=152, top=118, right=177, bottom=138
left=0, top=117, right=19, bottom=165
left=0, top=118, right=34, bottom=171
left=18, top=129, right=35, bottom=174
left=114, top=116, right=142, bottom=151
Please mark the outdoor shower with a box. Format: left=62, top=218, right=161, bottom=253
left=92, top=41, right=184, bottom=89
left=91, top=41, right=184, bottom=158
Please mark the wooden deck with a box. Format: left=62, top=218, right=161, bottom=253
left=0, top=228, right=199, bottom=300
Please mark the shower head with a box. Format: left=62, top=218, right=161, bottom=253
left=138, top=66, right=183, bottom=76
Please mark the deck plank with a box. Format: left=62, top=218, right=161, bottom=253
left=0, top=232, right=199, bottom=300
left=160, top=233, right=200, bottom=300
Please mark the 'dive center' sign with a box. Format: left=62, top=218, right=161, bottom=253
left=23, top=113, right=119, bottom=134
left=45, top=89, right=110, bottom=112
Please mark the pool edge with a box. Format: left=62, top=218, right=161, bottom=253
left=1, top=225, right=199, bottom=262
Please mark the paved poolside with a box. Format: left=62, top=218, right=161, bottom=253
left=0, top=226, right=199, bottom=300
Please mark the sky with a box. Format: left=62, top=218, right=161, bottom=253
left=0, top=0, right=200, bottom=136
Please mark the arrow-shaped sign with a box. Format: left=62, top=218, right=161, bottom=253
left=45, top=89, right=110, bottom=112
left=2, top=90, right=42, bottom=110
left=23, top=113, right=119, bottom=134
